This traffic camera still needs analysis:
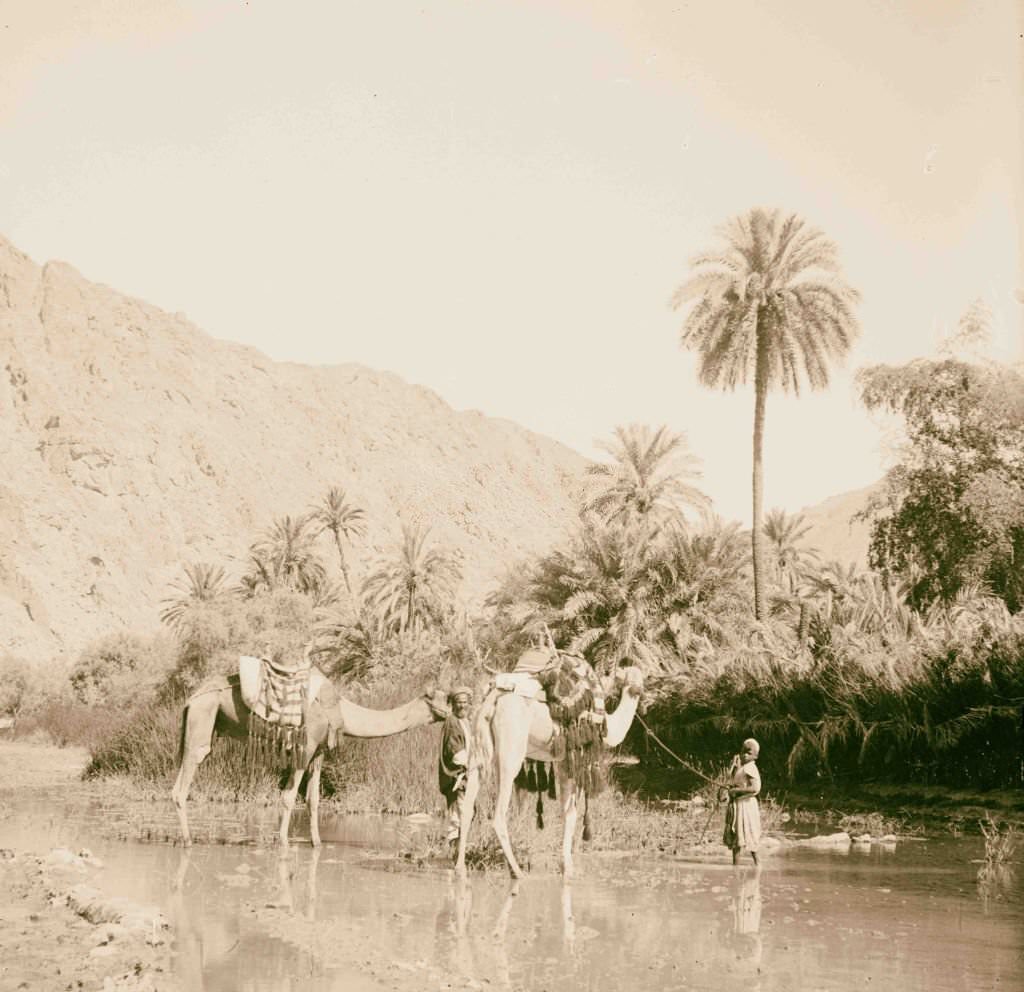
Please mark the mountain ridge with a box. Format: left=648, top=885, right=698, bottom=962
left=0, top=235, right=589, bottom=662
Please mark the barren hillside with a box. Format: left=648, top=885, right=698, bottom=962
left=798, top=483, right=879, bottom=568
left=0, top=236, right=588, bottom=663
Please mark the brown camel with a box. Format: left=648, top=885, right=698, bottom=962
left=456, top=665, right=644, bottom=878
left=172, top=673, right=449, bottom=848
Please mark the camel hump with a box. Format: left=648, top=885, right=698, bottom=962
left=238, top=655, right=263, bottom=709
left=494, top=671, right=546, bottom=700
left=514, top=649, right=555, bottom=674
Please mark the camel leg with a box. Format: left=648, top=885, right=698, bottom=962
left=171, top=696, right=218, bottom=846
left=278, top=766, right=304, bottom=850
left=492, top=735, right=529, bottom=879
left=454, top=766, right=480, bottom=877
left=305, top=753, right=323, bottom=849
left=559, top=770, right=580, bottom=878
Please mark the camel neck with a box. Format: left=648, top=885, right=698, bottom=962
left=332, top=696, right=429, bottom=738
left=604, top=690, right=640, bottom=747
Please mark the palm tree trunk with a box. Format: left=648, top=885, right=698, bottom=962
left=333, top=532, right=353, bottom=595
left=752, top=333, right=769, bottom=621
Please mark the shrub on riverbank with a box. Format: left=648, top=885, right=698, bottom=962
left=638, top=621, right=1024, bottom=792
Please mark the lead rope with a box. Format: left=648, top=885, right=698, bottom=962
left=634, top=712, right=730, bottom=788
left=634, top=712, right=732, bottom=844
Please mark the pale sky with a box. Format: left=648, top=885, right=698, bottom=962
left=2, top=0, right=1021, bottom=523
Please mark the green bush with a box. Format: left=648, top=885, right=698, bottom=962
left=639, top=623, right=1024, bottom=791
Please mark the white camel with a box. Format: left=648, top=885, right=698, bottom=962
left=172, top=673, right=449, bottom=848
left=455, top=664, right=644, bottom=878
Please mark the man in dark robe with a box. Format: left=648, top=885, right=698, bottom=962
left=439, top=686, right=473, bottom=857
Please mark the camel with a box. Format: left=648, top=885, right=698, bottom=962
left=455, top=664, right=644, bottom=878
left=172, top=672, right=450, bottom=848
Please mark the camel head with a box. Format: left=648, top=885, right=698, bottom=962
left=609, top=665, right=645, bottom=699
left=422, top=687, right=452, bottom=722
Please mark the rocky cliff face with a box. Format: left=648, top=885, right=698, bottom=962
left=799, top=483, right=877, bottom=568
left=0, top=236, right=588, bottom=663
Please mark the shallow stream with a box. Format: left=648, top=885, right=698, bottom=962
left=0, top=793, right=1020, bottom=991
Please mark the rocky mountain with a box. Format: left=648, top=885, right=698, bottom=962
left=798, top=482, right=879, bottom=568
left=0, top=236, right=589, bottom=664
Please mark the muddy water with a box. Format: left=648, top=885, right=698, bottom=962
left=0, top=794, right=1020, bottom=992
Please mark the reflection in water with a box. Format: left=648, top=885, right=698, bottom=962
left=1, top=796, right=1023, bottom=992
left=725, top=868, right=763, bottom=989
left=977, top=860, right=1017, bottom=911
left=434, top=875, right=474, bottom=980
left=271, top=847, right=323, bottom=919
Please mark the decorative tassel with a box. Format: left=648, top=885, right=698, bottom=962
left=535, top=761, right=548, bottom=794
left=536, top=793, right=545, bottom=830
left=582, top=795, right=592, bottom=841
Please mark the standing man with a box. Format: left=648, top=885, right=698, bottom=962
left=439, top=686, right=474, bottom=859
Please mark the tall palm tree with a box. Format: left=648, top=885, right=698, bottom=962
left=671, top=208, right=860, bottom=619
left=310, top=486, right=366, bottom=595
left=159, top=562, right=229, bottom=631
left=245, top=514, right=328, bottom=598
left=361, top=523, right=462, bottom=635
left=582, top=424, right=710, bottom=530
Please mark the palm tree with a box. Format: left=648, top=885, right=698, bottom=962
left=160, top=562, right=229, bottom=631
left=763, top=509, right=820, bottom=593
left=361, top=523, right=462, bottom=634
left=310, top=486, right=366, bottom=596
left=245, top=514, right=328, bottom=598
left=582, top=424, right=710, bottom=530
left=655, top=518, right=751, bottom=665
left=531, top=520, right=673, bottom=674
left=763, top=509, right=821, bottom=641
left=671, top=208, right=860, bottom=620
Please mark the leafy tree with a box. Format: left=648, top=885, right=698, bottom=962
left=0, top=656, right=32, bottom=718
left=310, top=486, right=366, bottom=596
left=858, top=356, right=1024, bottom=611
left=69, top=632, right=175, bottom=707
left=362, top=523, right=462, bottom=634
left=581, top=424, right=709, bottom=530
left=671, top=208, right=860, bottom=620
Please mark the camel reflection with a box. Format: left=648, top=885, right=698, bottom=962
left=169, top=850, right=205, bottom=990
left=272, top=847, right=322, bottom=918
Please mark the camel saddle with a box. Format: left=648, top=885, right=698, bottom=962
left=238, top=654, right=328, bottom=726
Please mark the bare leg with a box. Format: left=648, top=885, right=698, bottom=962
left=750, top=850, right=759, bottom=866
left=732, top=849, right=740, bottom=866
left=454, top=767, right=479, bottom=877
left=305, top=753, right=323, bottom=848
